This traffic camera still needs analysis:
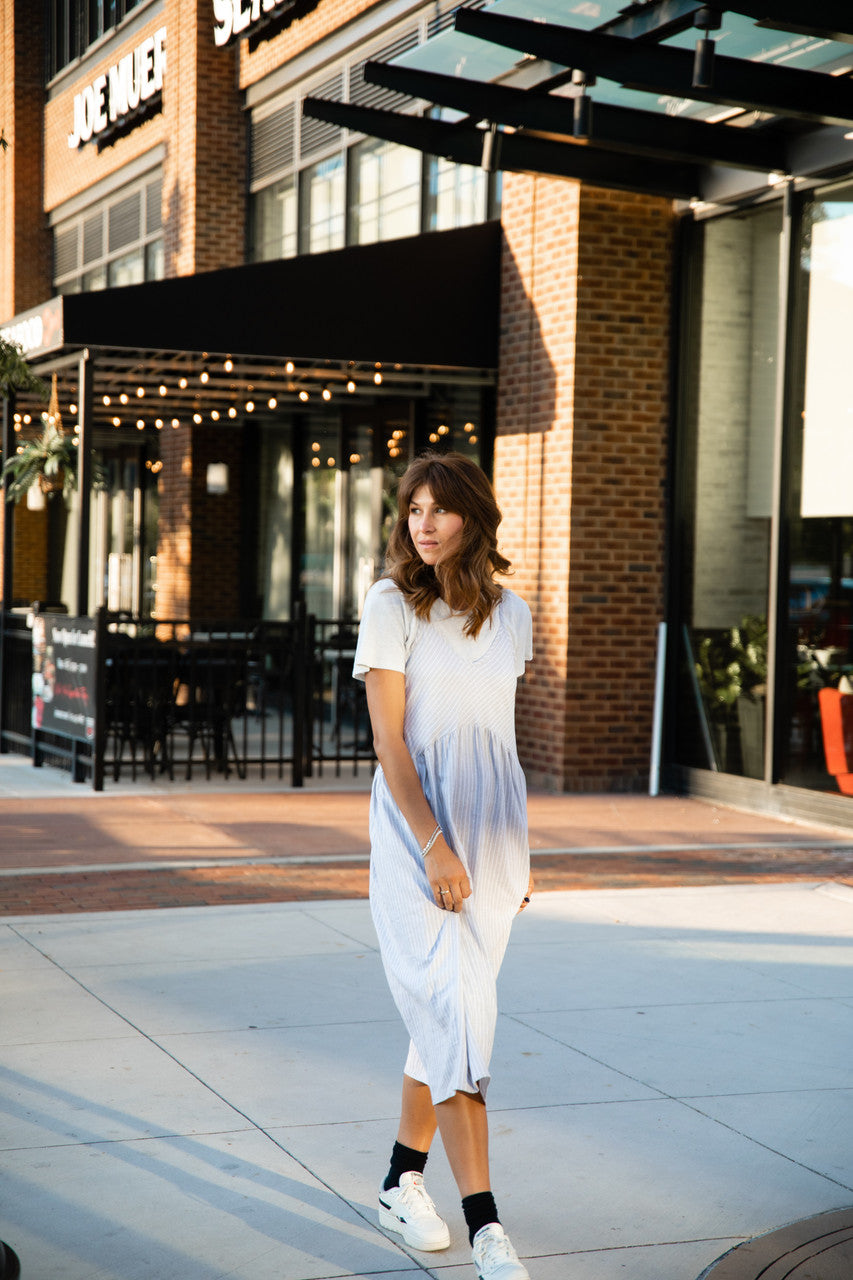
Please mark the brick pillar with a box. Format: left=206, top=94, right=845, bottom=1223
left=157, top=1, right=246, bottom=617
left=494, top=175, right=675, bottom=791
left=162, top=0, right=246, bottom=276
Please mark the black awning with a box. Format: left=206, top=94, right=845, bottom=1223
left=61, top=221, right=501, bottom=370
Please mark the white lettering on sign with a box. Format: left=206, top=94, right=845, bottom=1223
left=68, top=27, right=166, bottom=149
left=0, top=315, right=44, bottom=355
left=212, top=0, right=291, bottom=48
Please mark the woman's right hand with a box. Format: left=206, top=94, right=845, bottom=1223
left=424, top=838, right=471, bottom=913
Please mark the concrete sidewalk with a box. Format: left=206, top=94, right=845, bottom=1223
left=2, top=881, right=853, bottom=1280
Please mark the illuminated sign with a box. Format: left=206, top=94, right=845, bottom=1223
left=0, top=298, right=64, bottom=358
left=68, top=27, right=166, bottom=150
left=212, top=0, right=294, bottom=47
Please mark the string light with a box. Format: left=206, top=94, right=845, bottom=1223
left=159, top=384, right=167, bottom=396
left=136, top=419, right=145, bottom=430
left=120, top=393, right=129, bottom=405
left=464, top=422, right=475, bottom=432
left=245, top=400, right=254, bottom=412
left=374, top=371, right=383, bottom=385
left=155, top=418, right=164, bottom=429
left=326, top=457, right=335, bottom=467
left=103, top=395, right=111, bottom=406
left=200, top=371, right=209, bottom=384
left=322, top=386, right=332, bottom=401
left=193, top=412, right=202, bottom=424
left=179, top=377, right=187, bottom=389
left=172, top=418, right=180, bottom=428
left=429, top=433, right=438, bottom=443
left=311, top=457, right=320, bottom=468
left=268, top=397, right=277, bottom=409
left=437, top=424, right=449, bottom=435
left=69, top=403, right=78, bottom=415
left=224, top=358, right=233, bottom=372
left=349, top=453, right=361, bottom=464
left=228, top=407, right=237, bottom=418
left=112, top=417, right=121, bottom=427
left=311, top=442, right=321, bottom=452
left=346, top=380, right=356, bottom=393
left=136, top=386, right=145, bottom=397
left=285, top=361, right=294, bottom=374
left=210, top=409, right=220, bottom=421
left=299, top=390, right=309, bottom=402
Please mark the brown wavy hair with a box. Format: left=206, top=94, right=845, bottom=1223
left=383, top=451, right=511, bottom=637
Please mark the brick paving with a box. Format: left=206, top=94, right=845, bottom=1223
left=2, top=790, right=853, bottom=915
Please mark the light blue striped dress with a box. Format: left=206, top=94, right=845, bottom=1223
left=353, top=579, right=533, bottom=1104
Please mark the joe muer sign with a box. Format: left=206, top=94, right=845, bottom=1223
left=212, top=0, right=297, bottom=46
left=67, top=26, right=166, bottom=150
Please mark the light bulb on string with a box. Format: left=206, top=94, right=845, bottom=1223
left=224, top=358, right=233, bottom=372
left=322, top=386, right=331, bottom=401
left=374, top=372, right=382, bottom=385
left=112, top=417, right=121, bottom=427
left=200, top=371, right=209, bottom=384
left=120, top=393, right=129, bottom=405
left=228, top=407, right=237, bottom=419
left=136, top=386, right=145, bottom=398
left=429, top=433, right=438, bottom=443
left=136, top=419, right=145, bottom=430
left=155, top=419, right=163, bottom=429
left=299, top=390, right=309, bottom=402
left=103, top=395, right=111, bottom=406
left=311, top=457, right=320, bottom=468
left=179, top=377, right=187, bottom=389
left=346, top=380, right=356, bottom=393
left=69, top=403, right=78, bottom=415
left=285, top=361, right=294, bottom=374
left=268, top=397, right=277, bottom=409
left=159, top=385, right=167, bottom=396
left=193, top=413, right=202, bottom=424
left=171, top=418, right=180, bottom=428
left=211, top=410, right=220, bottom=421
left=245, top=401, right=254, bottom=412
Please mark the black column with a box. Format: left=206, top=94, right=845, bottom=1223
left=76, top=350, right=93, bottom=616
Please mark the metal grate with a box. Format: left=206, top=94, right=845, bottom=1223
left=145, top=176, right=162, bottom=235
left=252, top=101, right=296, bottom=184
left=350, top=26, right=420, bottom=112
left=54, top=224, right=79, bottom=279
left=83, top=211, right=104, bottom=265
left=300, top=73, right=344, bottom=158
left=427, top=0, right=486, bottom=39
left=108, top=190, right=142, bottom=254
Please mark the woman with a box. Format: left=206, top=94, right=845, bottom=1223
left=353, top=452, right=534, bottom=1280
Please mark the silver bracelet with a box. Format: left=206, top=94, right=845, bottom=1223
left=421, top=823, right=442, bottom=857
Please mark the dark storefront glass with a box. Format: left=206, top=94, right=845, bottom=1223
left=778, top=182, right=853, bottom=794
left=674, top=204, right=782, bottom=778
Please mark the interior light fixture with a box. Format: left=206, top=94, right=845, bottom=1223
left=206, top=462, right=229, bottom=495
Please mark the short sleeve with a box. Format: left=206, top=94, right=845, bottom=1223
left=503, top=590, right=533, bottom=677
left=352, top=580, right=413, bottom=681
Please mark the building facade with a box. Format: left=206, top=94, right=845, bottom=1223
left=2, top=0, right=853, bottom=822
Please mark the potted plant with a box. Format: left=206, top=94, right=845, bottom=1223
left=2, top=368, right=76, bottom=505
left=694, top=615, right=767, bottom=776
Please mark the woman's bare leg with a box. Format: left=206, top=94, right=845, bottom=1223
left=397, top=1073, right=438, bottom=1151
left=434, top=1089, right=490, bottom=1198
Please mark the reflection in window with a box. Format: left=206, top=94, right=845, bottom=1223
left=252, top=176, right=298, bottom=261
left=674, top=205, right=781, bottom=780
left=350, top=139, right=421, bottom=245
left=781, top=184, right=853, bottom=793
left=426, top=155, right=487, bottom=232
left=301, top=156, right=345, bottom=254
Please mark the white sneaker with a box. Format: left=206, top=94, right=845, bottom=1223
left=472, top=1222, right=530, bottom=1280
left=378, top=1170, right=451, bottom=1251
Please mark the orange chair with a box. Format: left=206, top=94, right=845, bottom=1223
left=818, top=687, right=853, bottom=794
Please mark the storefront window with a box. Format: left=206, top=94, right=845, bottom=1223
left=779, top=183, right=853, bottom=794
left=301, top=156, right=345, bottom=254
left=674, top=205, right=782, bottom=778
left=349, top=138, right=421, bottom=246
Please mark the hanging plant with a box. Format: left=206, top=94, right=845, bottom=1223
left=2, top=372, right=76, bottom=504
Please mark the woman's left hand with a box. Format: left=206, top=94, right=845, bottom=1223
left=518, top=871, right=534, bottom=912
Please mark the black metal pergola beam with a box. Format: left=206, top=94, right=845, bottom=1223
left=301, top=95, right=704, bottom=198
left=599, top=0, right=705, bottom=40
left=364, top=59, right=791, bottom=172
left=454, top=9, right=853, bottom=127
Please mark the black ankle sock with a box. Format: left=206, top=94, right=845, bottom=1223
left=462, top=1191, right=499, bottom=1245
left=383, top=1140, right=429, bottom=1192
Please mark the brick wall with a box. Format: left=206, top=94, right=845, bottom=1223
left=495, top=174, right=675, bottom=791
left=0, top=0, right=51, bottom=321
left=239, top=0, right=380, bottom=88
